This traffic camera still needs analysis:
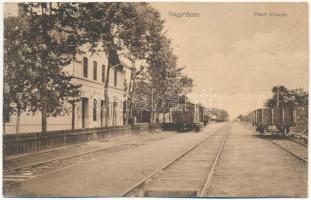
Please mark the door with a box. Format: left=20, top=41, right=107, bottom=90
left=112, top=101, right=117, bottom=126
left=82, top=97, right=89, bottom=128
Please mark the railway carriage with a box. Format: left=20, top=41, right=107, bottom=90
left=249, top=106, right=306, bottom=136
left=171, top=102, right=206, bottom=132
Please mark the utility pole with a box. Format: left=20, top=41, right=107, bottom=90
left=71, top=102, right=75, bottom=129
left=276, top=87, right=280, bottom=108
left=41, top=3, right=48, bottom=134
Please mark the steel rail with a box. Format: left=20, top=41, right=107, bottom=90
left=287, top=136, right=307, bottom=147
left=3, top=144, right=141, bottom=188
left=4, top=145, right=125, bottom=174
left=199, top=127, right=231, bottom=197
left=120, top=124, right=229, bottom=197
left=266, top=139, right=307, bottom=163
left=242, top=123, right=307, bottom=164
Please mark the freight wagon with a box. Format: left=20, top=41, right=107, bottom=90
left=249, top=107, right=305, bottom=136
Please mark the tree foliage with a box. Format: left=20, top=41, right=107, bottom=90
left=75, top=3, right=192, bottom=121
left=146, top=35, right=194, bottom=112
left=207, top=108, right=229, bottom=121
left=264, top=85, right=308, bottom=108
left=4, top=16, right=30, bottom=115
left=4, top=3, right=82, bottom=119
left=4, top=2, right=194, bottom=129
left=237, top=114, right=249, bottom=122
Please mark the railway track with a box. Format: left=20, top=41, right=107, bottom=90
left=287, top=136, right=307, bottom=147
left=121, top=123, right=231, bottom=197
left=266, top=138, right=308, bottom=163
left=243, top=123, right=307, bottom=163
left=3, top=143, right=143, bottom=187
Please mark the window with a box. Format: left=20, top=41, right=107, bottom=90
left=102, top=65, right=105, bottom=83
left=93, top=61, right=97, bottom=80
left=100, top=100, right=104, bottom=126
left=3, top=93, right=9, bottom=123
left=114, top=69, right=117, bottom=87
left=83, top=57, right=88, bottom=78
left=93, top=99, right=97, bottom=121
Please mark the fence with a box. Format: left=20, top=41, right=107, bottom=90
left=3, top=123, right=160, bottom=157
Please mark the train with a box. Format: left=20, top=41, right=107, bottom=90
left=162, top=102, right=214, bottom=132
left=161, top=100, right=229, bottom=132
left=172, top=102, right=206, bottom=132
left=248, top=106, right=307, bottom=136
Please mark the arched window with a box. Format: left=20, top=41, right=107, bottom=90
left=93, top=61, right=97, bottom=80
left=83, top=57, right=88, bottom=78
left=114, top=69, right=117, bottom=86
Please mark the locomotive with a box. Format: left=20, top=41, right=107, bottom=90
left=168, top=102, right=208, bottom=132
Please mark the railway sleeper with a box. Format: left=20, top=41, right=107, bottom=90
left=144, top=188, right=198, bottom=197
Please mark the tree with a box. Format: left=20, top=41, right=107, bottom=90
left=264, top=85, right=308, bottom=108
left=237, top=114, right=248, bottom=122
left=207, top=108, right=229, bottom=121
left=5, top=2, right=193, bottom=132
left=73, top=2, right=193, bottom=125
left=131, top=72, right=153, bottom=123
left=4, top=16, right=31, bottom=133
left=4, top=3, right=82, bottom=133
left=76, top=2, right=165, bottom=126
left=146, top=35, right=194, bottom=122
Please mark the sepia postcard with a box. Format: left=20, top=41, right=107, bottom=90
left=2, top=1, right=308, bottom=198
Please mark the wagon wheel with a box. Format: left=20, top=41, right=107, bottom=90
left=195, top=125, right=200, bottom=132
left=283, top=127, right=290, bottom=137
left=262, top=128, right=267, bottom=136
left=283, top=128, right=287, bottom=136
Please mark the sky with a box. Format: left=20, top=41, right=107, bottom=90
left=151, top=3, right=308, bottom=119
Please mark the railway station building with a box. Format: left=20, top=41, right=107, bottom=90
left=4, top=4, right=129, bottom=134
left=4, top=47, right=127, bottom=134
left=4, top=3, right=159, bottom=134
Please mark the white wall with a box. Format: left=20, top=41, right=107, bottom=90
left=5, top=111, right=72, bottom=134
left=4, top=49, right=126, bottom=134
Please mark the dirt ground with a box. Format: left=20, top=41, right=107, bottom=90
left=206, top=122, right=307, bottom=197
left=4, top=122, right=307, bottom=197
left=4, top=123, right=224, bottom=197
